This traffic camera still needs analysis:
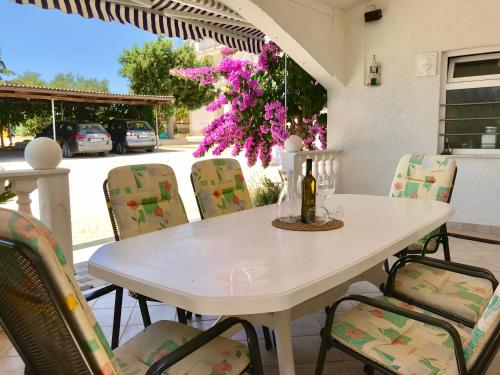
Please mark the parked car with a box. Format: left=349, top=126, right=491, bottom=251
left=35, top=122, right=112, bottom=158
left=105, top=119, right=156, bottom=154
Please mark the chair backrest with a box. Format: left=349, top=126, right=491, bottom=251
left=389, top=153, right=457, bottom=203
left=105, top=164, right=188, bottom=240
left=464, top=285, right=500, bottom=371
left=0, top=208, right=116, bottom=375
left=191, top=158, right=252, bottom=219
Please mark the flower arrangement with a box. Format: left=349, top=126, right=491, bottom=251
left=172, top=42, right=327, bottom=167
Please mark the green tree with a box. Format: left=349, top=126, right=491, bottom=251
left=48, top=73, right=109, bottom=92
left=118, top=38, right=216, bottom=133
left=0, top=57, right=6, bottom=82
left=8, top=71, right=109, bottom=92
left=8, top=72, right=46, bottom=87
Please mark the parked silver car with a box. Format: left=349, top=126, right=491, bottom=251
left=106, top=119, right=156, bottom=154
left=36, top=122, right=113, bottom=158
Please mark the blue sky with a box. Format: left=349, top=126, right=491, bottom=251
left=0, top=0, right=183, bottom=93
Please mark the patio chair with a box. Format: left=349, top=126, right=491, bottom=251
left=190, top=158, right=253, bottom=219
left=386, top=233, right=499, bottom=327
left=316, top=256, right=499, bottom=375
left=0, top=207, right=263, bottom=375
left=389, top=153, right=457, bottom=261
left=190, top=158, right=274, bottom=350
left=103, top=164, right=192, bottom=342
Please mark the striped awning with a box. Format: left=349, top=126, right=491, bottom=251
left=12, top=0, right=265, bottom=54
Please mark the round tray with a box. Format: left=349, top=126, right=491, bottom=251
left=272, top=217, right=344, bottom=231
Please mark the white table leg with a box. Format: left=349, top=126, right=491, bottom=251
left=274, top=309, right=295, bottom=375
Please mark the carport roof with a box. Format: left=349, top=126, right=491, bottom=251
left=0, top=84, right=174, bottom=105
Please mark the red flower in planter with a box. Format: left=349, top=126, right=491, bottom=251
left=163, top=181, right=172, bottom=191
left=410, top=193, right=418, bottom=199
left=371, top=309, right=384, bottom=318
left=213, top=190, right=221, bottom=199
left=154, top=207, right=163, bottom=217
left=232, top=196, right=240, bottom=205
left=127, top=200, right=139, bottom=210
left=213, top=361, right=232, bottom=373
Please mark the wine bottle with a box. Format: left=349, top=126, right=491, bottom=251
left=301, top=158, right=316, bottom=223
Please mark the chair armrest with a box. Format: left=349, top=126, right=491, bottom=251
left=146, top=317, right=264, bottom=375
left=386, top=255, right=498, bottom=295
left=422, top=231, right=500, bottom=255
left=83, top=284, right=118, bottom=302
left=324, top=295, right=468, bottom=375
left=447, top=232, right=500, bottom=245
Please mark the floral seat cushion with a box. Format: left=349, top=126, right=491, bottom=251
left=389, top=154, right=456, bottom=252
left=393, top=262, right=493, bottom=324
left=191, top=159, right=252, bottom=219
left=108, top=164, right=188, bottom=239
left=331, top=290, right=500, bottom=375
left=113, top=320, right=250, bottom=375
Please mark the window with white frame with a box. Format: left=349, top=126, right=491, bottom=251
left=442, top=52, right=500, bottom=154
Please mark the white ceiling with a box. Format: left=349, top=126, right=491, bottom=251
left=315, top=0, right=367, bottom=11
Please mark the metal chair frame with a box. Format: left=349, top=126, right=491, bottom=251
left=0, top=238, right=264, bottom=375
left=316, top=254, right=500, bottom=375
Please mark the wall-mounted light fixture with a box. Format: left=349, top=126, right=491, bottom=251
left=368, top=54, right=381, bottom=86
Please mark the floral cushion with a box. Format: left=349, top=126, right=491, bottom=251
left=463, top=286, right=500, bottom=366
left=191, top=159, right=252, bottom=219
left=113, top=320, right=250, bottom=375
left=393, top=262, right=494, bottom=324
left=389, top=154, right=457, bottom=252
left=331, top=296, right=473, bottom=375
left=108, top=164, right=188, bottom=239
left=0, top=208, right=117, bottom=374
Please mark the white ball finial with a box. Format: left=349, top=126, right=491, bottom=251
left=24, top=137, right=62, bottom=170
left=284, top=134, right=303, bottom=152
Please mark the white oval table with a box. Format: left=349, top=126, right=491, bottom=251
left=89, top=194, right=453, bottom=374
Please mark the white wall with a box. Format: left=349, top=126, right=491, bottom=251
left=189, top=107, right=221, bottom=136
left=329, top=0, right=500, bottom=226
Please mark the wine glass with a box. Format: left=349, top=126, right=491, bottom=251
left=316, top=172, right=336, bottom=221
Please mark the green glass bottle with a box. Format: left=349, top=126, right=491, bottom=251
left=301, top=159, right=316, bottom=223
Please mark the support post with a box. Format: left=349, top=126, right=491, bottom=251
left=155, top=103, right=159, bottom=150
left=51, top=99, right=56, bottom=140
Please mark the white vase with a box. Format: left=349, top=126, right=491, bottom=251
left=284, top=135, right=303, bottom=152
left=24, top=137, right=63, bottom=170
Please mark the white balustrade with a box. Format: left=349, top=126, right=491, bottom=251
left=0, top=168, right=73, bottom=267
left=281, top=149, right=341, bottom=185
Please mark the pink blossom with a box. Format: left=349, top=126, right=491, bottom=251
left=176, top=41, right=326, bottom=167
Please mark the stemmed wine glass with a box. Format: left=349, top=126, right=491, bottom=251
left=316, top=166, right=337, bottom=222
